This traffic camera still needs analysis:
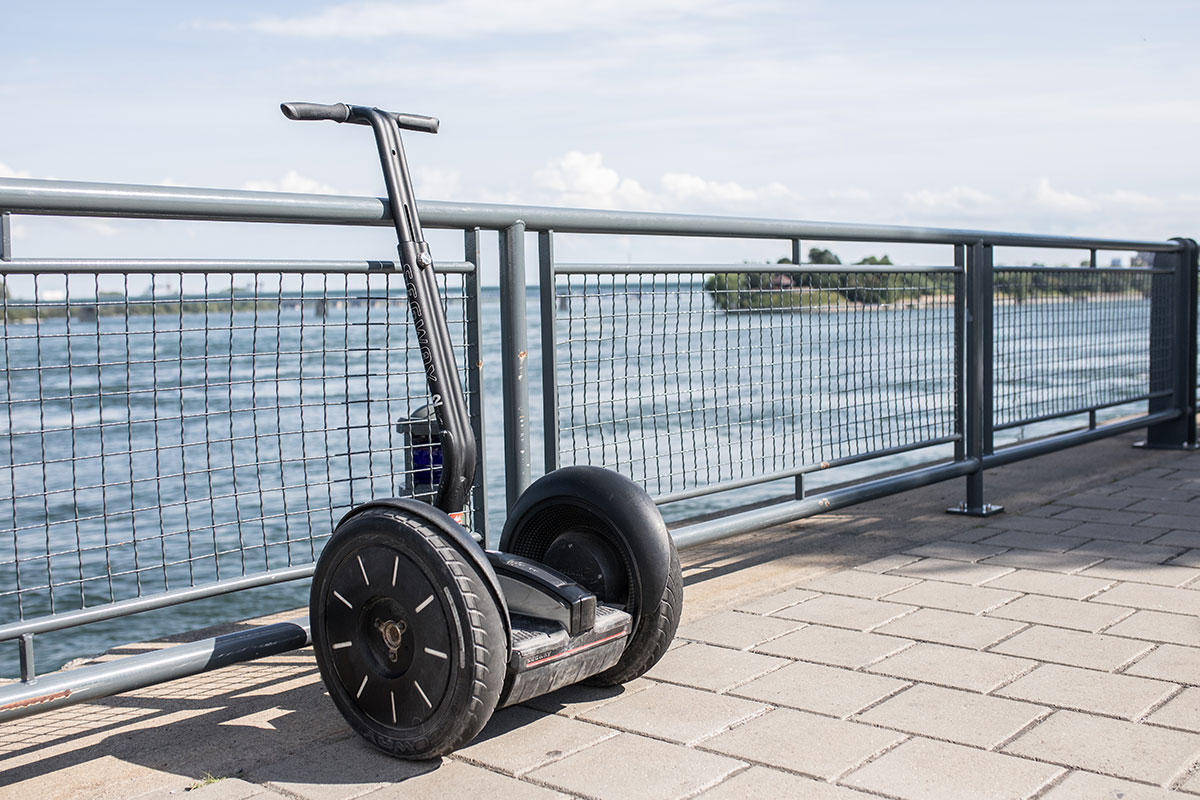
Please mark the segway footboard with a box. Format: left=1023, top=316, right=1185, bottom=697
left=488, top=552, right=633, bottom=707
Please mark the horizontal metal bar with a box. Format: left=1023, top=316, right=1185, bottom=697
left=0, top=258, right=475, bottom=275
left=995, top=265, right=1170, bottom=275
left=671, top=458, right=978, bottom=550
left=0, top=565, right=314, bottom=643
left=983, top=410, right=1179, bottom=469
left=553, top=263, right=963, bottom=275
left=654, top=435, right=960, bottom=505
left=0, top=619, right=310, bottom=723
left=993, top=393, right=1167, bottom=432
left=0, top=178, right=1181, bottom=251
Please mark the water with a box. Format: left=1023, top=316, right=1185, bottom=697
left=0, top=286, right=1154, bottom=677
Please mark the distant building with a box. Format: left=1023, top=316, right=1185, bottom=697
left=1110, top=257, right=1123, bottom=268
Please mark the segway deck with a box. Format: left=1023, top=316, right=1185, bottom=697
left=489, top=551, right=632, bottom=707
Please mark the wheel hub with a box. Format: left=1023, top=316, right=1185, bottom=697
left=375, top=617, right=408, bottom=662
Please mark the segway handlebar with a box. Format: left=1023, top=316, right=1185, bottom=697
left=280, top=102, right=440, bottom=134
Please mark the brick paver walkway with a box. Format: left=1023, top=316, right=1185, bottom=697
left=4, top=446, right=1200, bottom=799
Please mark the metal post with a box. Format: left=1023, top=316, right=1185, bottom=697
left=539, top=231, right=560, bottom=474
left=790, top=238, right=802, bottom=267
left=1089, top=248, right=1098, bottom=430
left=19, top=634, right=35, bottom=683
left=949, top=241, right=1003, bottom=515
left=0, top=212, right=10, bottom=261
left=499, top=222, right=531, bottom=508
left=463, top=228, right=491, bottom=544
left=952, top=244, right=965, bottom=463
left=1138, top=238, right=1200, bottom=449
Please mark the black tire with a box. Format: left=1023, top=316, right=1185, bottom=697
left=311, top=507, right=505, bottom=759
left=500, top=465, right=682, bottom=685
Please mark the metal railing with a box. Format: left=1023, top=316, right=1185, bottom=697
left=0, top=175, right=1195, bottom=716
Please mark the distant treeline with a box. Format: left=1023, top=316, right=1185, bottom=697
left=705, top=248, right=1151, bottom=311
left=0, top=291, right=279, bottom=322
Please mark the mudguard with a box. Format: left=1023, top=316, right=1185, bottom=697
left=337, top=498, right=510, bottom=646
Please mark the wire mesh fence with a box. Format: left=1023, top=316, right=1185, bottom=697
left=0, top=268, right=475, bottom=626
left=992, top=268, right=1160, bottom=429
left=550, top=268, right=960, bottom=499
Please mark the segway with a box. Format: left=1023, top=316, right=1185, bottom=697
left=282, top=102, right=683, bottom=759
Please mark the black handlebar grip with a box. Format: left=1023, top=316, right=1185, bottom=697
left=280, top=102, right=351, bottom=122
left=390, top=112, right=440, bottom=134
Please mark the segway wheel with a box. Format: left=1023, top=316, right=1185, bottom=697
left=311, top=507, right=505, bottom=759
left=500, top=465, right=683, bottom=686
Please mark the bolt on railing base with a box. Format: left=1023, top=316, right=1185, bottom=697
left=945, top=502, right=1005, bottom=517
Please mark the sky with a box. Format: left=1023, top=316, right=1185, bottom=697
left=2, top=0, right=1198, bottom=278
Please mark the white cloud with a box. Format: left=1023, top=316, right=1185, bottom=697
left=242, top=171, right=340, bottom=195
left=903, top=186, right=995, bottom=212
left=534, top=152, right=659, bottom=210
left=1100, top=189, right=1160, bottom=208
left=0, top=162, right=31, bottom=179
left=212, top=0, right=760, bottom=40
left=414, top=166, right=462, bottom=200
left=1032, top=178, right=1094, bottom=215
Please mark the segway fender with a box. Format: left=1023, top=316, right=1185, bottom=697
left=337, top=498, right=510, bottom=646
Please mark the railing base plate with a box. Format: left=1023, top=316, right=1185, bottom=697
left=945, top=503, right=1005, bottom=517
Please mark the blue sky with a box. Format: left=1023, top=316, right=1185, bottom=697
left=2, top=1, right=1198, bottom=273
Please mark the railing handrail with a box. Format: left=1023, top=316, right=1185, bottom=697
left=0, top=177, right=1182, bottom=252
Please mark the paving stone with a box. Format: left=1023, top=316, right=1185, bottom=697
left=701, top=708, right=905, bottom=781
left=855, top=684, right=1047, bottom=749
left=646, top=642, right=788, bottom=692
left=854, top=553, right=921, bottom=573
left=891, top=557, right=1015, bottom=586
left=981, top=549, right=1104, bottom=574
left=455, top=705, right=614, bottom=776
left=799, top=570, right=920, bottom=599
left=876, top=607, right=1027, bottom=650
left=1147, top=687, right=1200, bottom=733
left=732, top=660, right=908, bottom=718
left=1125, top=644, right=1200, bottom=685
left=1021, top=504, right=1072, bottom=518
left=990, top=625, right=1153, bottom=672
left=1053, top=506, right=1155, bottom=525
left=844, top=736, right=1063, bottom=800
left=1174, top=549, right=1200, bottom=568
left=676, top=610, right=803, bottom=649
left=868, top=642, right=1036, bottom=692
left=733, top=589, right=819, bottom=615
left=1067, top=540, right=1186, bottom=564
left=1080, top=559, right=1200, bottom=588
left=901, top=541, right=1009, bottom=562
left=252, top=736, right=434, bottom=800
left=978, top=530, right=1089, bottom=553
left=525, top=733, right=743, bottom=800
left=524, top=677, right=654, bottom=717
left=1183, top=768, right=1200, bottom=794
left=1128, top=499, right=1200, bottom=518
left=1106, top=610, right=1200, bottom=647
left=754, top=625, right=912, bottom=668
left=884, top=580, right=1019, bottom=614
left=772, top=594, right=915, bottom=631
left=1137, top=514, right=1200, bottom=532
left=362, top=761, right=562, bottom=800
left=1039, top=771, right=1184, bottom=799
left=950, top=526, right=1001, bottom=543
left=982, top=568, right=1115, bottom=600
left=695, top=766, right=877, bottom=799
left=996, top=663, right=1177, bottom=720
left=1004, top=710, right=1200, bottom=785
left=987, top=515, right=1086, bottom=534
left=1065, top=521, right=1167, bottom=543
left=1059, top=492, right=1137, bottom=510
left=152, top=778, right=269, bottom=800
left=1092, top=582, right=1200, bottom=616
left=1153, top=530, right=1200, bottom=548
left=987, top=594, right=1133, bottom=633
left=579, top=682, right=767, bottom=745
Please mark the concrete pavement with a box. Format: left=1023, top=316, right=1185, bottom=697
left=4, top=432, right=1200, bottom=799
